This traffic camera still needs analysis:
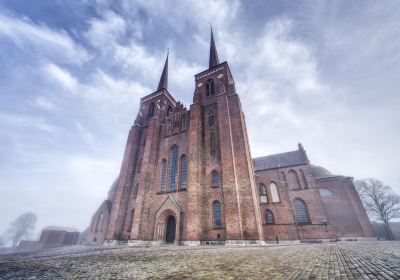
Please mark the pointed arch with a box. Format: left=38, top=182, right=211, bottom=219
left=265, top=210, right=275, bottom=224
left=270, top=182, right=280, bottom=203
left=293, top=198, right=310, bottom=224
left=288, top=170, right=302, bottom=190
left=169, top=145, right=179, bottom=191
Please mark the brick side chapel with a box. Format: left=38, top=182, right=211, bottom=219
left=86, top=30, right=375, bottom=245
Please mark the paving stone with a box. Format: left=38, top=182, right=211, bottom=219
left=0, top=242, right=400, bottom=279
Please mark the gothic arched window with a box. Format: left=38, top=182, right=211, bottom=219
left=270, top=182, right=280, bottom=203
left=96, top=212, right=103, bottom=232
left=211, top=170, right=220, bottom=187
left=265, top=210, right=274, bottom=224
left=169, top=145, right=179, bottom=191
left=208, top=112, right=215, bottom=126
left=180, top=155, right=187, bottom=190
left=294, top=199, right=310, bottom=224
left=213, top=201, right=222, bottom=227
left=206, top=79, right=215, bottom=96
left=166, top=106, right=172, bottom=117
left=288, top=170, right=302, bottom=190
left=148, top=102, right=155, bottom=118
left=160, top=159, right=167, bottom=192
left=259, top=183, right=268, bottom=203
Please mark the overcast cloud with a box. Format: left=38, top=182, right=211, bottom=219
left=0, top=0, right=399, bottom=236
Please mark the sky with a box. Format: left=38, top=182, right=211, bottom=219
left=0, top=0, right=399, bottom=238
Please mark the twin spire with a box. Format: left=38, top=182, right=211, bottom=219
left=156, top=29, right=220, bottom=91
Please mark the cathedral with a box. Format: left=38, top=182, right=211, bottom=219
left=86, top=31, right=375, bottom=245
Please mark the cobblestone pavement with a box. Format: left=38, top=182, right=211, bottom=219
left=1, top=242, right=400, bottom=279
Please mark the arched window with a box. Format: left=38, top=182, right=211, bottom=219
left=127, top=209, right=134, bottom=232
left=169, top=145, right=179, bottom=191
left=288, top=170, right=302, bottom=190
left=211, top=170, right=220, bottom=187
left=166, top=106, right=172, bottom=117
left=265, top=210, right=274, bottom=224
left=319, top=188, right=334, bottom=198
left=208, top=112, right=215, bottom=126
left=206, top=79, right=215, bottom=96
left=213, top=201, right=222, bottom=227
left=137, top=158, right=142, bottom=173
left=294, top=199, right=310, bottom=224
left=300, top=169, right=309, bottom=189
left=160, top=159, right=167, bottom=192
left=259, top=183, right=268, bottom=203
left=180, top=155, right=187, bottom=190
left=148, top=102, right=155, bottom=118
left=133, top=183, right=139, bottom=199
left=270, top=182, right=280, bottom=203
left=210, top=130, right=216, bottom=156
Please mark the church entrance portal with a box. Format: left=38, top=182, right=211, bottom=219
left=166, top=216, right=176, bottom=243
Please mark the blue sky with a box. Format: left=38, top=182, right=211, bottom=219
left=0, top=0, right=399, bottom=237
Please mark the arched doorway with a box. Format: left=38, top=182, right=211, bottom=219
left=165, top=216, right=176, bottom=243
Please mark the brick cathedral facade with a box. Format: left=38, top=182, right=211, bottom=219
left=86, top=31, right=375, bottom=245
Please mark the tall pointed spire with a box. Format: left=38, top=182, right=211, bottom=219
left=209, top=27, right=220, bottom=68
left=157, top=50, right=169, bottom=91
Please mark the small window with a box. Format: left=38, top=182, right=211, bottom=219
left=160, top=159, right=167, bottom=192
left=208, top=114, right=215, bottom=126
left=265, top=210, right=274, bottom=224
left=211, top=170, right=220, bottom=187
left=213, top=201, right=222, bottom=227
left=166, top=106, right=172, bottom=117
left=294, top=199, right=310, bottom=224
left=319, top=188, right=334, bottom=198
left=148, top=102, right=155, bottom=118
left=270, top=182, right=280, bottom=203
left=259, top=183, right=268, bottom=203
left=206, top=79, right=215, bottom=96
left=180, top=155, right=187, bottom=190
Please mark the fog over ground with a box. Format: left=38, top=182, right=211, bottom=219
left=0, top=0, right=399, bottom=237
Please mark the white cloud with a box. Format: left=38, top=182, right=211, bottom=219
left=34, top=96, right=55, bottom=110
left=43, top=63, right=78, bottom=91
left=0, top=11, right=89, bottom=64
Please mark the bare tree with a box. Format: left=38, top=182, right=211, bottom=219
left=5, top=212, right=37, bottom=247
left=355, top=178, right=400, bottom=240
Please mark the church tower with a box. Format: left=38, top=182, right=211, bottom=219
left=186, top=29, right=264, bottom=244
left=105, top=30, right=264, bottom=245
